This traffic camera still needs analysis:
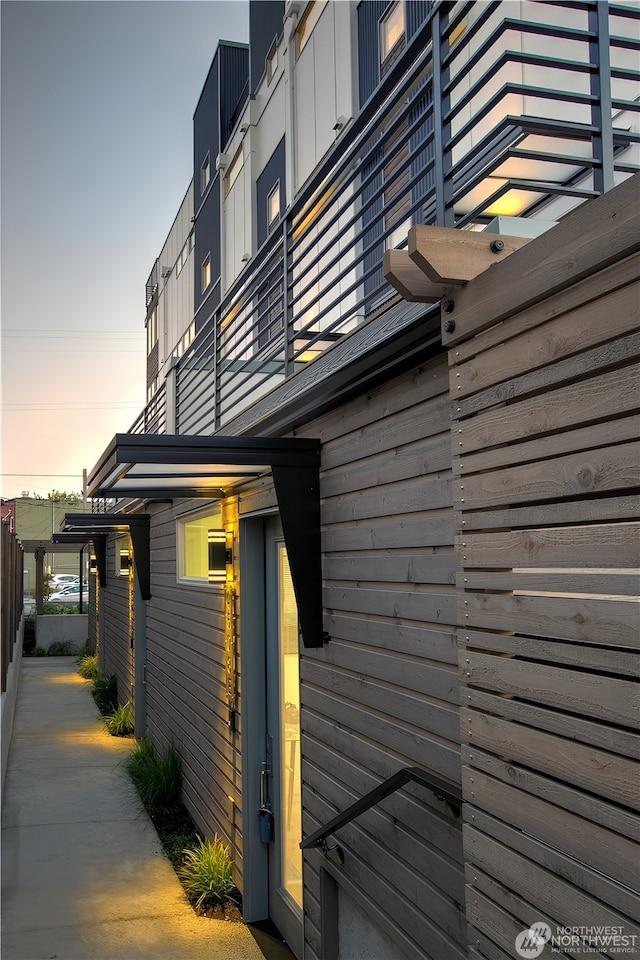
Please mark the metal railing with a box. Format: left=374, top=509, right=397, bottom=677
left=301, top=765, right=462, bottom=854
left=139, top=0, right=638, bottom=437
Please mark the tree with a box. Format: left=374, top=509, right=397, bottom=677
left=47, top=491, right=83, bottom=504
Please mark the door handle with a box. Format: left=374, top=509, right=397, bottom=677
left=259, top=762, right=274, bottom=842
left=260, top=762, right=271, bottom=808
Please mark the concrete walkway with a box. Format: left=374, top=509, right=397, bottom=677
left=1, top=658, right=267, bottom=960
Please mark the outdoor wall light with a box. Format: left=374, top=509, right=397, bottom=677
left=208, top=529, right=233, bottom=584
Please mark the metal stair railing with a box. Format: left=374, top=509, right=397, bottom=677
left=301, top=766, right=462, bottom=854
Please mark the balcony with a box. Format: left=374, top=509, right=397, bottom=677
left=132, top=0, right=638, bottom=438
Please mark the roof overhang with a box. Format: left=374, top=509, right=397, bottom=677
left=87, top=433, right=320, bottom=500
left=86, top=433, right=325, bottom=647
left=54, top=514, right=150, bottom=599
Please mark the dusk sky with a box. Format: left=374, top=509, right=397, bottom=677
left=1, top=0, right=249, bottom=499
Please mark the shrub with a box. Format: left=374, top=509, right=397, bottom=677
left=92, top=672, right=118, bottom=714
left=125, top=738, right=182, bottom=815
left=103, top=702, right=134, bottom=736
left=33, top=646, right=47, bottom=657
left=178, top=836, right=236, bottom=913
left=46, top=640, right=77, bottom=656
left=77, top=654, right=99, bottom=679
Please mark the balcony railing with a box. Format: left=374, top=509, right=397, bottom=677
left=139, top=0, right=639, bottom=437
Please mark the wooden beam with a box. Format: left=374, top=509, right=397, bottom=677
left=440, top=173, right=640, bottom=346
left=408, top=225, right=530, bottom=284
left=383, top=249, right=455, bottom=303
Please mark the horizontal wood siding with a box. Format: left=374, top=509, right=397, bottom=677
left=145, top=498, right=245, bottom=888
left=102, top=537, right=134, bottom=711
left=88, top=572, right=98, bottom=654
left=448, top=178, right=640, bottom=958
left=297, top=355, right=465, bottom=960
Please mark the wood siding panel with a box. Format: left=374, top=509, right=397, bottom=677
left=144, top=498, right=245, bottom=890
left=294, top=353, right=465, bottom=960
left=447, top=178, right=640, bottom=958
left=102, top=537, right=134, bottom=710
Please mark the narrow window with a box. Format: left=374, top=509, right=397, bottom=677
left=201, top=152, right=211, bottom=194
left=267, top=41, right=278, bottom=83
left=267, top=181, right=281, bottom=230
left=296, top=1, right=327, bottom=57
left=380, top=1, right=405, bottom=66
left=224, top=146, right=243, bottom=196
left=146, top=306, right=158, bottom=354
left=202, top=253, right=211, bottom=292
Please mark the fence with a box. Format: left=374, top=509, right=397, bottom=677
left=444, top=175, right=639, bottom=957
left=1, top=520, right=23, bottom=693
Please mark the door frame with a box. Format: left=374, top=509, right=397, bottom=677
left=239, top=512, right=271, bottom=923
left=240, top=511, right=304, bottom=957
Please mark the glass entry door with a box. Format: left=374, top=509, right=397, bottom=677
left=265, top=519, right=303, bottom=958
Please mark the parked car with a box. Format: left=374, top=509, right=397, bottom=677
left=48, top=583, right=88, bottom=605
left=49, top=574, right=80, bottom=589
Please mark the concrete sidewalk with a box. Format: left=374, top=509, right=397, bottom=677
left=1, top=657, right=266, bottom=960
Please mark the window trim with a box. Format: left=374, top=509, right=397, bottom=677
left=267, top=181, right=281, bottom=230
left=177, top=505, right=224, bottom=586
left=224, top=146, right=243, bottom=196
left=296, top=0, right=327, bottom=58
left=380, top=1, right=405, bottom=70
left=201, top=152, right=211, bottom=194
left=267, top=40, right=279, bottom=84
left=202, top=253, right=211, bottom=293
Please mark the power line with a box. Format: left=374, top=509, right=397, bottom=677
left=1, top=473, right=83, bottom=478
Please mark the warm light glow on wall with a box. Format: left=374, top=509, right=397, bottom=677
left=485, top=187, right=545, bottom=218
left=292, top=183, right=337, bottom=240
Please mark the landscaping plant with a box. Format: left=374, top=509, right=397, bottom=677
left=124, top=738, right=182, bottom=815
left=46, top=640, right=77, bottom=656
left=178, top=836, right=236, bottom=914
left=103, top=702, right=134, bottom=736
left=92, top=671, right=118, bottom=714
left=77, top=654, right=99, bottom=679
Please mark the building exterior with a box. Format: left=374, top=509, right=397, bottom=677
left=10, top=496, right=84, bottom=596
left=60, top=3, right=639, bottom=959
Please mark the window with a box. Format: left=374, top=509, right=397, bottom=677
left=267, top=41, right=278, bottom=84
left=178, top=507, right=223, bottom=582
left=224, top=146, right=243, bottom=196
left=175, top=231, right=194, bottom=277
left=201, top=152, right=211, bottom=194
left=202, top=253, right=211, bottom=292
left=146, top=306, right=158, bottom=354
left=267, top=181, right=281, bottom=229
left=380, top=1, right=405, bottom=67
left=296, top=0, right=327, bottom=57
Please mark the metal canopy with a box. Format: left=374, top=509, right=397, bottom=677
left=54, top=514, right=150, bottom=600
left=86, top=433, right=325, bottom=647
left=51, top=531, right=108, bottom=589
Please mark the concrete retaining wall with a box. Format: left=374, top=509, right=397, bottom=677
left=36, top=615, right=88, bottom=651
